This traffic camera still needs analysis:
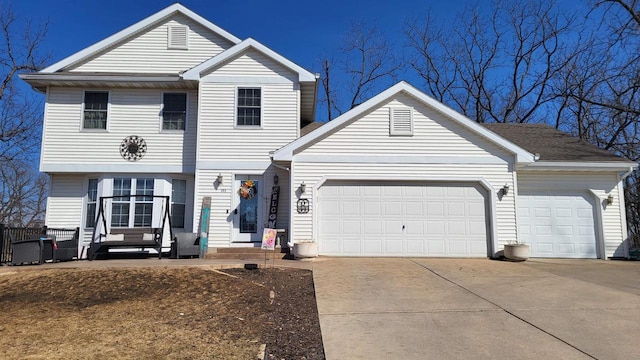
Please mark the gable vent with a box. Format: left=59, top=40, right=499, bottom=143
left=168, top=25, right=189, bottom=50
left=390, top=107, right=414, bottom=136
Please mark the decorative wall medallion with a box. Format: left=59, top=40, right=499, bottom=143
left=120, top=135, right=147, bottom=161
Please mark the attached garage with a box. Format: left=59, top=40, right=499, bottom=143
left=317, top=182, right=489, bottom=257
left=518, top=191, right=598, bottom=258
left=275, top=82, right=637, bottom=259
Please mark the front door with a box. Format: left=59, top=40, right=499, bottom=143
left=233, top=175, right=263, bottom=242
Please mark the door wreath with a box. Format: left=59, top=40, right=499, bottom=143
left=238, top=180, right=257, bottom=199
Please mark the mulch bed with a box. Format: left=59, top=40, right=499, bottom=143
left=0, top=266, right=325, bottom=359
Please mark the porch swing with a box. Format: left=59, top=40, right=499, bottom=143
left=88, top=195, right=174, bottom=260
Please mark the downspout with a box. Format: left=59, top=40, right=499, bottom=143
left=620, top=166, right=635, bottom=180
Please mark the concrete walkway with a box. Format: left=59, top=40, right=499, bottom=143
left=313, top=258, right=640, bottom=360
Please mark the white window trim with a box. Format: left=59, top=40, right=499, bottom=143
left=80, top=90, right=111, bottom=132
left=234, top=86, right=264, bottom=129
left=389, top=106, right=414, bottom=136
left=84, top=177, right=100, bottom=229
left=167, top=24, right=189, bottom=50
left=160, top=91, right=189, bottom=132
left=170, top=178, right=188, bottom=228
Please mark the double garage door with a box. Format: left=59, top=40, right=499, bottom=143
left=518, top=191, right=598, bottom=258
left=318, top=182, right=489, bottom=257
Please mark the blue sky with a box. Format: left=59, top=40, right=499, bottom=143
left=15, top=0, right=470, bottom=83
left=15, top=0, right=588, bottom=119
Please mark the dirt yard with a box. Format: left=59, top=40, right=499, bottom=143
left=0, top=266, right=324, bottom=359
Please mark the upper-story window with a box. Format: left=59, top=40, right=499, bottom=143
left=83, top=91, right=109, bottom=130
left=236, top=87, right=261, bottom=127
left=162, top=93, right=187, bottom=130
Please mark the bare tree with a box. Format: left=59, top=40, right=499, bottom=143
left=318, top=21, right=401, bottom=120
left=0, top=160, right=47, bottom=226
left=0, top=4, right=50, bottom=226
left=405, top=0, right=575, bottom=123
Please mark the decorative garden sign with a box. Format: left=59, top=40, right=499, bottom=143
left=261, top=228, right=276, bottom=250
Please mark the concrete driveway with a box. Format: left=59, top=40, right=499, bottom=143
left=312, top=258, right=640, bottom=360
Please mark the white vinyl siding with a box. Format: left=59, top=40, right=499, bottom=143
left=43, top=87, right=197, bottom=170
left=206, top=49, right=299, bottom=82
left=70, top=14, right=234, bottom=73
left=518, top=171, right=626, bottom=258
left=46, top=174, right=84, bottom=238
left=298, top=94, right=509, bottom=159
left=198, top=82, right=298, bottom=162
left=193, top=167, right=290, bottom=247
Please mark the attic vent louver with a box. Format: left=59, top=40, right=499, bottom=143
left=390, top=107, right=414, bottom=136
left=168, top=25, right=188, bottom=50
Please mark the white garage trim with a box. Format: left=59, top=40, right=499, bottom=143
left=588, top=190, right=607, bottom=259
left=311, top=175, right=499, bottom=256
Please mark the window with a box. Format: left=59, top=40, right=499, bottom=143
left=171, top=179, right=186, bottom=228
left=236, top=88, right=261, bottom=126
left=85, top=178, right=99, bottom=228
left=111, top=178, right=131, bottom=227
left=83, top=91, right=109, bottom=129
left=389, top=107, right=414, bottom=136
left=162, top=93, right=187, bottom=130
left=111, top=178, right=155, bottom=227
left=134, top=178, right=154, bottom=227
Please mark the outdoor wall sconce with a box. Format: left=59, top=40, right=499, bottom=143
left=216, top=173, right=223, bottom=184
left=606, top=194, right=614, bottom=205
left=273, top=173, right=279, bottom=185
left=502, top=184, right=509, bottom=195
left=300, top=181, right=307, bottom=194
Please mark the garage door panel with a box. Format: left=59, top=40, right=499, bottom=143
left=519, top=191, right=597, bottom=258
left=364, top=239, right=382, bottom=254
left=384, top=202, right=403, bottom=216
left=319, top=182, right=488, bottom=257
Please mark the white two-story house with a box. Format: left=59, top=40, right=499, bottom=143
left=22, top=4, right=637, bottom=259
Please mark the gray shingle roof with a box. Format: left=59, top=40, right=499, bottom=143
left=481, top=123, right=629, bottom=162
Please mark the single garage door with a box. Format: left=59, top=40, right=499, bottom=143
left=518, top=192, right=597, bottom=258
left=318, top=182, right=489, bottom=257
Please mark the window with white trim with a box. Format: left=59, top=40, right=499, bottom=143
left=171, top=179, right=186, bottom=228
left=168, top=25, right=188, bottom=49
left=85, top=178, right=98, bottom=228
left=83, top=91, right=109, bottom=129
left=389, top=107, right=414, bottom=136
left=236, top=88, right=261, bottom=126
left=162, top=93, right=187, bottom=130
left=111, top=178, right=155, bottom=227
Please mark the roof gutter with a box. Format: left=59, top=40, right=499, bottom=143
left=620, top=166, right=636, bottom=180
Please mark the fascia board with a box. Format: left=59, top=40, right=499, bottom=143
left=274, top=81, right=536, bottom=162
left=41, top=3, right=241, bottom=73
left=518, top=161, right=639, bottom=172
left=182, top=38, right=316, bottom=82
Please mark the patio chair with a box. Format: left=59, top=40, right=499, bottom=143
left=174, top=232, right=200, bottom=258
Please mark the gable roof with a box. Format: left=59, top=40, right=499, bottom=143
left=274, top=81, right=536, bottom=163
left=41, top=3, right=241, bottom=73
left=182, top=38, right=317, bottom=82
left=481, top=123, right=635, bottom=163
